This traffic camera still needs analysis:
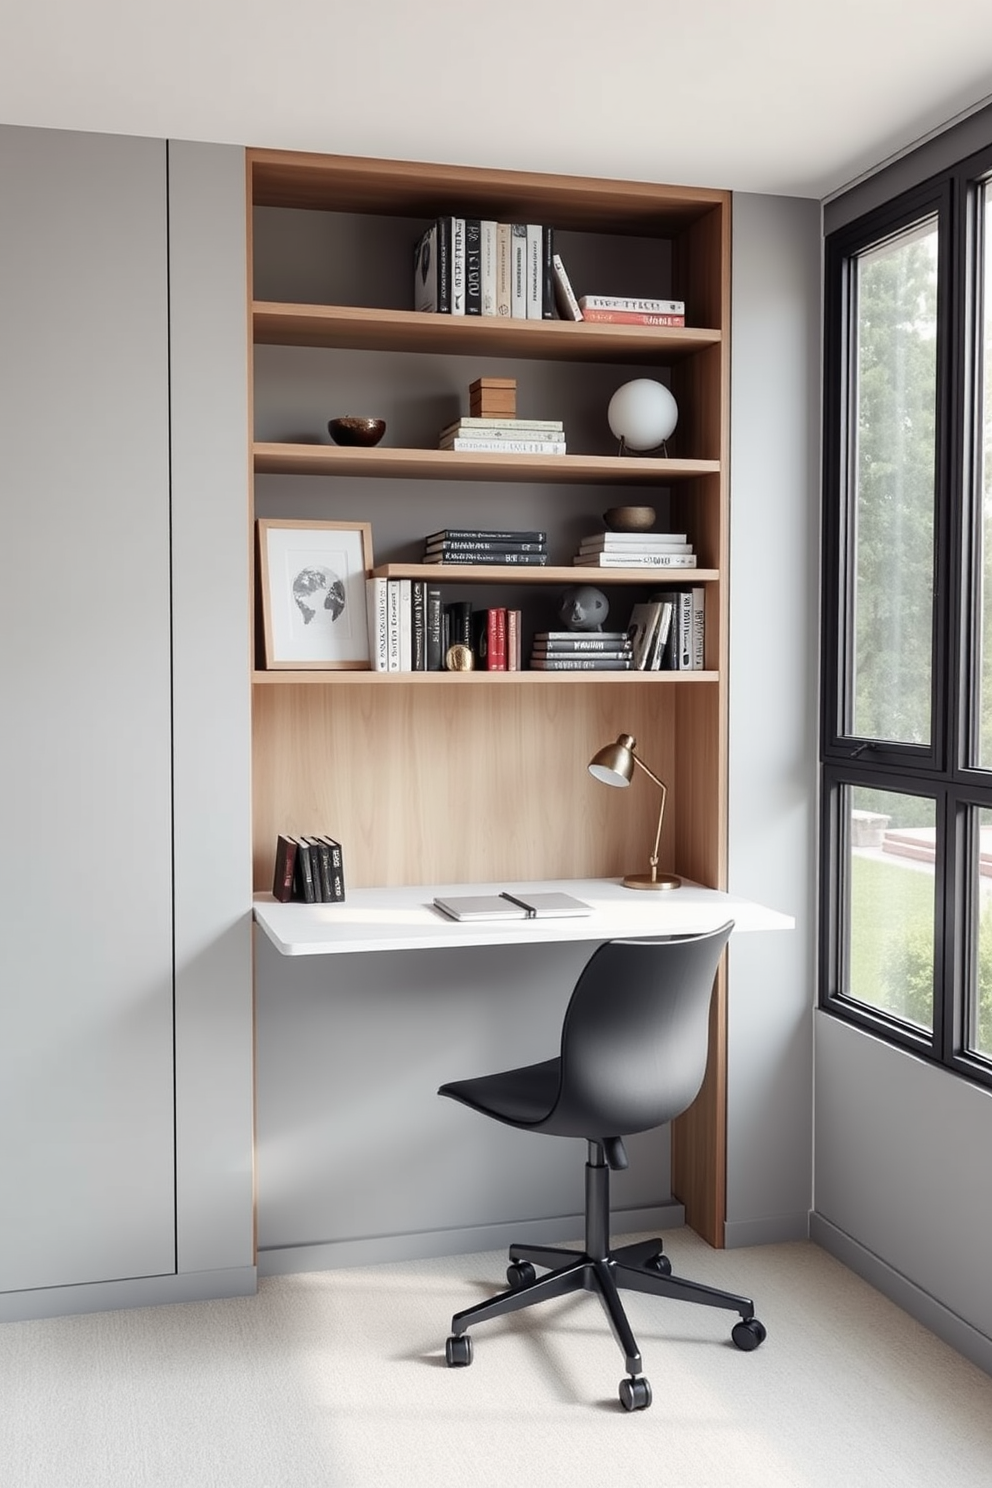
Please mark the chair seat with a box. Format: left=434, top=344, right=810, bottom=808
left=438, top=1057, right=560, bottom=1126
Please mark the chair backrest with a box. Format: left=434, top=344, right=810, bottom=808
left=548, top=921, right=734, bottom=1140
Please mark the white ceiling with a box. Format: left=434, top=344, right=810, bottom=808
left=2, top=0, right=992, bottom=199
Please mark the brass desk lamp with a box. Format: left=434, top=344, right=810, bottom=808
left=588, top=732, right=681, bottom=890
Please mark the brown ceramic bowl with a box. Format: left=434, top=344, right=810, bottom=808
left=328, top=416, right=386, bottom=447
left=602, top=505, right=656, bottom=532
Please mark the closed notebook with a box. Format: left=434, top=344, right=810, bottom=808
left=433, top=891, right=591, bottom=921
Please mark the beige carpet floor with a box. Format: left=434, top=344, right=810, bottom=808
left=1, top=1230, right=990, bottom=1487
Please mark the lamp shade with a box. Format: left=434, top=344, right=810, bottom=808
left=588, top=733, right=636, bottom=786
left=607, top=379, right=678, bottom=452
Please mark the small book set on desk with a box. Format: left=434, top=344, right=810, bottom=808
left=626, top=592, right=705, bottom=671
left=572, top=531, right=697, bottom=570
left=272, top=833, right=346, bottom=904
left=529, top=631, right=633, bottom=671
left=413, top=219, right=555, bottom=319
left=434, top=890, right=592, bottom=921
left=423, top=526, right=548, bottom=566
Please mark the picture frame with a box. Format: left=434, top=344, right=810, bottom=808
left=257, top=518, right=374, bottom=669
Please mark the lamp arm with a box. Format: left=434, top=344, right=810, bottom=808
left=632, top=757, right=667, bottom=878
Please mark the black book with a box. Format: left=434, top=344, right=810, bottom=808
left=444, top=600, right=473, bottom=650
left=271, top=833, right=298, bottom=902
left=464, top=218, right=482, bottom=315
left=471, top=609, right=490, bottom=667
left=532, top=634, right=631, bottom=652
left=411, top=579, right=427, bottom=670
left=317, top=836, right=346, bottom=902
left=293, top=839, right=317, bottom=903
left=307, top=836, right=334, bottom=902
left=436, top=216, right=451, bottom=312
left=426, top=527, right=547, bottom=545
left=425, top=538, right=547, bottom=555
left=542, top=225, right=555, bottom=319
left=426, top=586, right=444, bottom=670
left=425, top=551, right=549, bottom=566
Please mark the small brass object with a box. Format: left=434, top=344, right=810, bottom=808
left=446, top=643, right=475, bottom=671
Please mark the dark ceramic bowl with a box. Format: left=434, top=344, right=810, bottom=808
left=328, top=416, right=386, bottom=447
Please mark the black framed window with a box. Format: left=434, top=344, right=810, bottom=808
left=821, top=143, right=992, bottom=1089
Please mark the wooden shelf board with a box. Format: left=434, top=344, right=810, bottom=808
left=372, top=563, right=719, bottom=584
left=253, top=301, right=720, bottom=364
left=252, top=669, right=719, bottom=686
left=253, top=442, right=718, bottom=485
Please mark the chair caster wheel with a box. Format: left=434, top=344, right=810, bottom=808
left=619, top=1375, right=652, bottom=1412
left=445, top=1333, right=473, bottom=1367
left=731, top=1317, right=767, bottom=1351
left=506, top=1261, right=536, bottom=1289
left=646, top=1251, right=672, bottom=1275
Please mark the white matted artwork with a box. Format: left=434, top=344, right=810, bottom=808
left=257, top=518, right=374, bottom=669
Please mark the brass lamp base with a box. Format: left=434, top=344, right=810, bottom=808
left=622, top=872, right=681, bottom=891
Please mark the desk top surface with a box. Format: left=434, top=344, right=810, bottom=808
left=253, top=877, right=794, bottom=956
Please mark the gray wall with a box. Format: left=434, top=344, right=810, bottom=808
left=726, top=192, right=821, bottom=1247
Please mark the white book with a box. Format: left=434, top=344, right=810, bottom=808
left=676, top=588, right=694, bottom=669
left=625, top=600, right=665, bottom=670
left=446, top=438, right=567, bottom=455
left=365, top=577, right=389, bottom=671
left=526, top=223, right=543, bottom=319
left=573, top=552, right=697, bottom=568
left=441, top=416, right=564, bottom=434
left=496, top=223, right=512, bottom=316
left=450, top=216, right=466, bottom=315
left=510, top=224, right=528, bottom=319
left=579, top=537, right=692, bottom=554
left=398, top=577, right=412, bottom=671
left=480, top=220, right=498, bottom=316
left=648, top=600, right=675, bottom=669
left=579, top=530, right=688, bottom=548
left=441, top=427, right=565, bottom=447
left=386, top=579, right=402, bottom=671
left=578, top=294, right=685, bottom=314
left=552, top=253, right=583, bottom=321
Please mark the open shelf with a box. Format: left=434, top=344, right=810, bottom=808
left=254, top=442, right=718, bottom=484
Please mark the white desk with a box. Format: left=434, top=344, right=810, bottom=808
left=253, top=877, right=794, bottom=957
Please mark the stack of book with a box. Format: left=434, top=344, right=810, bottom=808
left=413, top=217, right=555, bottom=319
left=577, top=295, right=686, bottom=327
left=529, top=631, right=633, bottom=671
left=272, top=833, right=346, bottom=904
left=573, top=530, right=697, bottom=570
left=625, top=591, right=705, bottom=670
left=439, top=417, right=566, bottom=456
left=423, top=527, right=548, bottom=566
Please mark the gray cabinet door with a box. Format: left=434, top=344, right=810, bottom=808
left=0, top=125, right=175, bottom=1290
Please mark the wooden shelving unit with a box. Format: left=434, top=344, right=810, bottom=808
left=247, top=147, right=731, bottom=1244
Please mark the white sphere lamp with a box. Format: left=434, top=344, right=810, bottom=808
left=608, top=378, right=678, bottom=456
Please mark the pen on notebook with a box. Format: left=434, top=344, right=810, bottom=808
left=499, top=892, right=536, bottom=918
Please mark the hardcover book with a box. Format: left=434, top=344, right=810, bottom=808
left=426, top=586, right=444, bottom=670
left=365, top=576, right=389, bottom=672
left=579, top=308, right=685, bottom=327
left=317, top=835, right=346, bottom=901
left=552, top=253, right=583, bottom=321
left=532, top=636, right=632, bottom=653
left=480, top=220, right=498, bottom=316
left=526, top=223, right=543, bottom=319
left=440, top=417, right=564, bottom=434
left=529, top=656, right=632, bottom=670
left=411, top=579, right=427, bottom=670
left=579, top=530, right=688, bottom=549
left=306, top=836, right=334, bottom=902
left=293, top=839, right=317, bottom=903
left=450, top=216, right=466, bottom=315
left=578, top=295, right=685, bottom=314
left=625, top=600, right=667, bottom=670
left=510, top=224, right=528, bottom=319
left=425, top=552, right=549, bottom=566
left=572, top=552, right=697, bottom=568
left=440, top=425, right=565, bottom=447
left=464, top=218, right=482, bottom=315
left=426, top=528, right=547, bottom=544
left=495, top=222, right=512, bottom=316
left=271, top=833, right=298, bottom=902
left=444, top=438, right=567, bottom=454
left=413, top=222, right=438, bottom=312
left=425, top=538, right=547, bottom=554
left=542, top=226, right=555, bottom=319
left=533, top=630, right=629, bottom=643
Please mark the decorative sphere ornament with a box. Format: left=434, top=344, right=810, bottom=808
left=608, top=378, right=678, bottom=454
left=557, top=585, right=610, bottom=632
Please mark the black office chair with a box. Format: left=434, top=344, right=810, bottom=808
left=438, top=922, right=765, bottom=1411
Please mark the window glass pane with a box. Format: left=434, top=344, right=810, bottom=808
left=846, top=786, right=934, bottom=1030
left=850, top=220, right=938, bottom=745
left=977, top=190, right=992, bottom=768
left=970, top=807, right=992, bottom=1059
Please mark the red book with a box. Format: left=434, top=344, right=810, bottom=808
left=580, top=308, right=685, bottom=327
left=506, top=609, right=521, bottom=670
left=487, top=607, right=507, bottom=670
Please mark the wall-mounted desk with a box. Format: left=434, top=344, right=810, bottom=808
left=253, top=877, right=794, bottom=957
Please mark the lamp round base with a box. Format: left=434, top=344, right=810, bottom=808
left=622, top=873, right=681, bottom=891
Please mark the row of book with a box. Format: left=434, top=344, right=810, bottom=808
left=414, top=218, right=555, bottom=320
left=366, top=579, right=525, bottom=671
left=423, top=527, right=548, bottom=567
left=572, top=529, right=698, bottom=571
left=529, top=631, right=633, bottom=671
left=272, top=833, right=346, bottom=904
left=439, top=416, right=566, bottom=457
left=628, top=592, right=705, bottom=671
